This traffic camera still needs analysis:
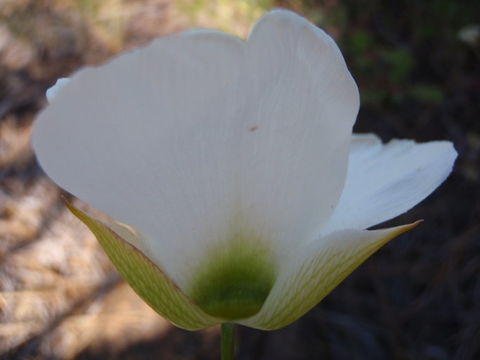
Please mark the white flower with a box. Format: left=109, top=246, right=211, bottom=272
left=32, top=10, right=457, bottom=330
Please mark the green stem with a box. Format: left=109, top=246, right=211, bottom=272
left=221, top=323, right=235, bottom=360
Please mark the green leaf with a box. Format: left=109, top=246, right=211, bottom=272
left=65, top=201, right=220, bottom=330
left=381, top=48, right=414, bottom=82
left=349, top=30, right=371, bottom=54
left=409, top=83, right=444, bottom=103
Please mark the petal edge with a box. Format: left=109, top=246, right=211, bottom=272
left=322, top=134, right=457, bottom=234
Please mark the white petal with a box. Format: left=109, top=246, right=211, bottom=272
left=33, top=10, right=359, bottom=289
left=321, top=134, right=457, bottom=235
left=34, top=30, right=246, bottom=288
left=237, top=10, right=359, bottom=258
left=240, top=222, right=418, bottom=330
left=46, top=78, right=70, bottom=102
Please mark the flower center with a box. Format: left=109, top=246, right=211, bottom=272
left=188, top=231, right=277, bottom=321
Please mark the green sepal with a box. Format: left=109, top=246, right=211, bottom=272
left=65, top=201, right=220, bottom=330
left=241, top=222, right=420, bottom=330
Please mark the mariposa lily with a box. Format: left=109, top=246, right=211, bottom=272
left=32, top=9, right=456, bottom=335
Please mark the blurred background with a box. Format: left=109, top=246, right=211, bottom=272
left=0, top=0, right=479, bottom=359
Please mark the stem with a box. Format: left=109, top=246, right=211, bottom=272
left=221, top=323, right=235, bottom=360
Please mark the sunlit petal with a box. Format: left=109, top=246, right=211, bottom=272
left=34, top=30, right=246, bottom=287
left=33, top=10, right=359, bottom=289
left=238, top=10, right=359, bottom=258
